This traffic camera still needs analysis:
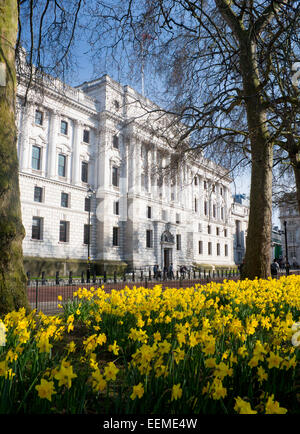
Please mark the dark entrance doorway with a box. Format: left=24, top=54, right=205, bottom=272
left=164, top=248, right=171, bottom=269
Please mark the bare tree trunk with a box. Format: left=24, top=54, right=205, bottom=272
left=0, top=0, right=29, bottom=313
left=239, top=38, right=273, bottom=280
left=243, top=140, right=273, bottom=279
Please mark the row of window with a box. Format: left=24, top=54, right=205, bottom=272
left=32, top=145, right=89, bottom=182
left=35, top=110, right=91, bottom=143
left=35, top=109, right=121, bottom=151
left=198, top=241, right=229, bottom=256
left=33, top=186, right=229, bottom=239
left=31, top=217, right=91, bottom=245
left=194, top=177, right=226, bottom=196
left=196, top=199, right=225, bottom=220
left=34, top=186, right=91, bottom=211
left=31, top=218, right=229, bottom=256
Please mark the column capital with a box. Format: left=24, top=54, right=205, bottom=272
left=73, top=118, right=84, bottom=127
left=48, top=107, right=60, bottom=117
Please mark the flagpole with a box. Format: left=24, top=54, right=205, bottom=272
left=141, top=40, right=145, bottom=96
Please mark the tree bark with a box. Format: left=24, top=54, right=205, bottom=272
left=0, top=0, right=29, bottom=314
left=239, top=37, right=273, bottom=279
left=215, top=1, right=274, bottom=279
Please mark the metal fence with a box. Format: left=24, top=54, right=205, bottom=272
left=26, top=267, right=240, bottom=314
left=27, top=268, right=298, bottom=315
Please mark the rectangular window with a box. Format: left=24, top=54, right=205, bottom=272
left=34, top=186, right=43, bottom=203
left=61, top=192, right=69, bottom=208
left=194, top=176, right=198, bottom=185
left=32, top=145, right=41, bottom=170
left=217, top=243, right=221, bottom=256
left=113, top=226, right=119, bottom=246
left=176, top=234, right=181, bottom=251
left=204, top=180, right=207, bottom=189
left=208, top=225, right=211, bottom=234
left=216, top=227, right=220, bottom=236
left=32, top=217, right=43, bottom=240
left=58, top=154, right=66, bottom=177
left=236, top=220, right=241, bottom=247
left=176, top=213, right=180, bottom=224
left=213, top=204, right=216, bottom=218
left=199, top=240, right=203, bottom=254
left=83, top=224, right=90, bottom=245
left=208, top=242, right=212, bottom=255
left=85, top=197, right=91, bottom=212
left=204, top=201, right=208, bottom=216
left=113, top=135, right=119, bottom=149
left=35, top=110, right=43, bottom=126
left=112, top=166, right=119, bottom=187
left=146, top=229, right=153, bottom=248
left=221, top=207, right=224, bottom=220
left=224, top=228, right=227, bottom=237
left=147, top=206, right=152, bottom=219
left=61, top=120, right=68, bottom=135
left=59, top=220, right=69, bottom=243
left=83, top=129, right=90, bottom=144
left=114, top=201, right=119, bottom=215
left=194, top=198, right=198, bottom=212
left=225, top=244, right=228, bottom=256
left=81, top=162, right=88, bottom=183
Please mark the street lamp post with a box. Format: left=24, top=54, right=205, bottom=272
left=283, top=220, right=289, bottom=276
left=86, top=186, right=95, bottom=281
left=278, top=221, right=289, bottom=276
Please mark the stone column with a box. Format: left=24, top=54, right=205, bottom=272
left=146, top=147, right=151, bottom=193
left=47, top=109, right=59, bottom=179
left=134, top=137, right=141, bottom=194
left=72, top=119, right=82, bottom=185
left=152, top=147, right=158, bottom=196
left=19, top=104, right=33, bottom=171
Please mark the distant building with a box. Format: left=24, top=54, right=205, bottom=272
left=231, top=194, right=249, bottom=265
left=279, top=193, right=300, bottom=268
left=17, top=68, right=240, bottom=275
left=271, top=226, right=283, bottom=260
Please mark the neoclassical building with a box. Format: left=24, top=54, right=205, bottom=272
left=17, top=71, right=241, bottom=275
left=279, top=193, right=300, bottom=268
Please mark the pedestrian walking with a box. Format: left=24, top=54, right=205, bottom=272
left=168, top=263, right=174, bottom=279
left=270, top=259, right=279, bottom=278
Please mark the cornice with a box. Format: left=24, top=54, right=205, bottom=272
left=17, top=77, right=99, bottom=118
left=19, top=171, right=93, bottom=192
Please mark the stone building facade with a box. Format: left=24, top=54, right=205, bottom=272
left=279, top=193, right=300, bottom=268
left=17, top=73, right=241, bottom=275
left=231, top=194, right=249, bottom=265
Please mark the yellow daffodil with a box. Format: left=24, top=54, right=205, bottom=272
left=54, top=361, right=77, bottom=389
left=234, top=397, right=257, bottom=414
left=91, top=369, right=107, bottom=392
left=104, top=362, right=119, bottom=381
left=35, top=379, right=56, bottom=401
left=108, top=340, right=120, bottom=355
left=171, top=384, right=183, bottom=401
left=265, top=395, right=288, bottom=414
left=130, top=383, right=144, bottom=400
left=266, top=351, right=283, bottom=369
